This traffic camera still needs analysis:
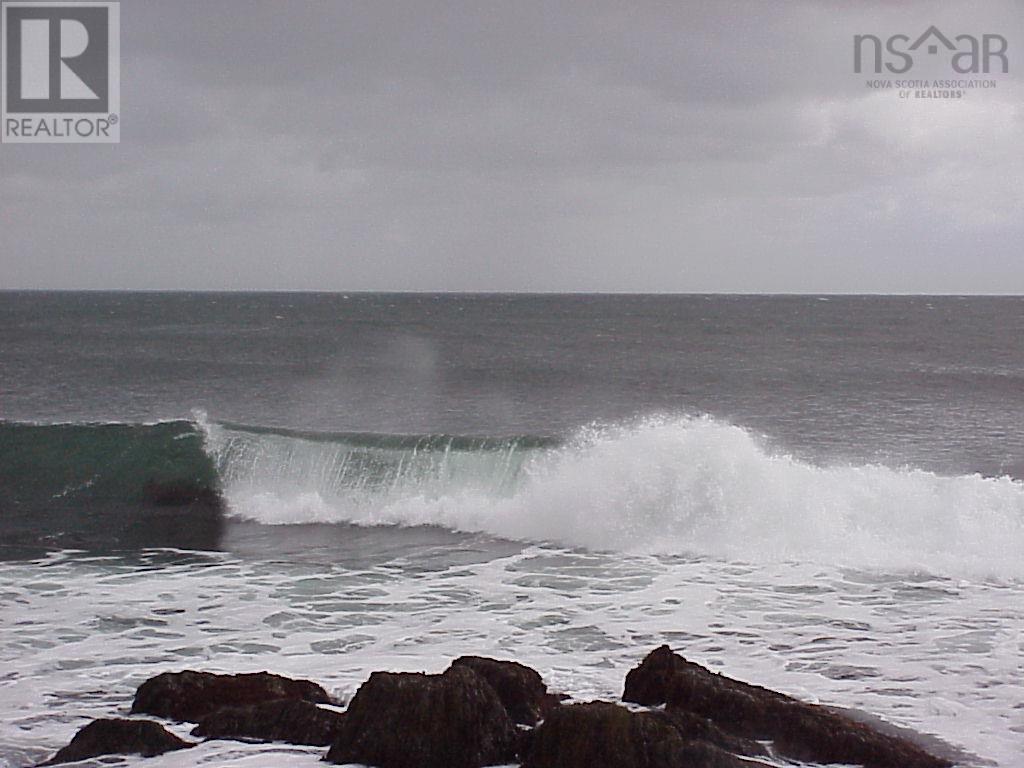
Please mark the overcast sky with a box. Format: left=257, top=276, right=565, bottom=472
left=2, top=0, right=1022, bottom=292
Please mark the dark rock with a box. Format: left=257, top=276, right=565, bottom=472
left=622, top=643, right=690, bottom=705
left=131, top=670, right=331, bottom=722
left=522, top=701, right=748, bottom=768
left=325, top=666, right=517, bottom=768
left=522, top=702, right=656, bottom=768
left=191, top=699, right=344, bottom=746
left=449, top=655, right=562, bottom=725
left=763, top=702, right=952, bottom=768
left=142, top=479, right=221, bottom=508
left=516, top=725, right=537, bottom=764
left=626, top=646, right=952, bottom=768
left=661, top=707, right=767, bottom=758
left=40, top=718, right=191, bottom=765
left=666, top=738, right=758, bottom=768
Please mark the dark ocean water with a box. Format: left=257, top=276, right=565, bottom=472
left=1, top=292, right=1023, bottom=767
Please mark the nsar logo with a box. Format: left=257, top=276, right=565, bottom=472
left=854, top=25, right=1008, bottom=75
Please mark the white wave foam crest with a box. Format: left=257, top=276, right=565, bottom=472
left=205, top=415, right=1024, bottom=575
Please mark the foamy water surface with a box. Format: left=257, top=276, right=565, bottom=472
left=1, top=542, right=1020, bottom=767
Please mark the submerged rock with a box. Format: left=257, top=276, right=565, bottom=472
left=131, top=670, right=331, bottom=723
left=522, top=701, right=747, bottom=768
left=325, top=666, right=517, bottom=768
left=40, top=718, right=191, bottom=765
left=191, top=699, right=345, bottom=746
left=625, top=646, right=952, bottom=768
left=448, top=655, right=563, bottom=725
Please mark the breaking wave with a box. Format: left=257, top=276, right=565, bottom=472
left=3, top=415, right=1023, bottom=573
left=200, top=415, right=1024, bottom=576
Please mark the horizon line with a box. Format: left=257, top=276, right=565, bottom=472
left=2, top=288, right=1024, bottom=298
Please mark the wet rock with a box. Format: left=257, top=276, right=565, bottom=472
left=40, top=718, right=191, bottom=765
left=325, top=666, right=517, bottom=768
left=661, top=707, right=768, bottom=759
left=722, top=697, right=952, bottom=768
left=626, top=646, right=952, bottom=768
left=521, top=701, right=748, bottom=768
left=191, top=699, right=345, bottom=746
left=131, top=670, right=331, bottom=722
left=622, top=643, right=691, bottom=705
left=449, top=655, right=562, bottom=725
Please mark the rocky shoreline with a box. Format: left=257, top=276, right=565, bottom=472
left=37, top=646, right=955, bottom=768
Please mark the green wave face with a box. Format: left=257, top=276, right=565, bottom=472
left=0, top=420, right=217, bottom=509
left=0, top=421, right=221, bottom=557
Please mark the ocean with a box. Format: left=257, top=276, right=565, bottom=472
left=1, top=292, right=1022, bottom=767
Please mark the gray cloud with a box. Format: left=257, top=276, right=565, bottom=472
left=1, top=0, right=1022, bottom=291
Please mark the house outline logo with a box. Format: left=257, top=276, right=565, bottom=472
left=2, top=0, right=119, bottom=143
left=908, top=26, right=957, bottom=56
